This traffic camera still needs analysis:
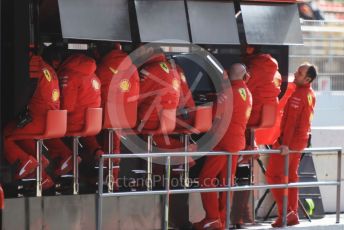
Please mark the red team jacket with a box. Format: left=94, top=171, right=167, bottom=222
left=28, top=56, right=60, bottom=118
left=245, top=54, right=281, bottom=126
left=96, top=49, right=140, bottom=128
left=57, top=54, right=101, bottom=132
left=138, top=54, right=180, bottom=128
left=96, top=49, right=139, bottom=107
left=279, top=83, right=315, bottom=151
left=216, top=80, right=252, bottom=152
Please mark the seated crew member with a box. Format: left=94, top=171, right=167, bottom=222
left=266, top=63, right=317, bottom=228
left=137, top=46, right=181, bottom=131
left=193, top=63, right=252, bottom=230
left=152, top=62, right=196, bottom=166
left=82, top=43, right=140, bottom=189
left=3, top=55, right=60, bottom=189
left=45, top=54, right=101, bottom=176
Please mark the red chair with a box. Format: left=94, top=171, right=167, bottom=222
left=137, top=109, right=177, bottom=191
left=173, top=105, right=213, bottom=188
left=66, top=108, right=102, bottom=194
left=8, top=110, right=67, bottom=197
left=103, top=98, right=138, bottom=192
left=248, top=103, right=278, bottom=147
left=105, top=98, right=176, bottom=191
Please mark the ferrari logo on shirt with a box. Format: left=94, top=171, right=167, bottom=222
left=160, top=62, right=169, bottom=73
left=238, top=88, right=247, bottom=101
left=52, top=89, right=60, bottom=102
left=307, top=93, right=313, bottom=106
left=92, top=79, right=100, bottom=90
left=180, top=72, right=187, bottom=83
left=109, top=67, right=119, bottom=75
left=119, top=79, right=131, bottom=92
left=172, top=78, right=180, bottom=91
left=43, top=68, right=52, bottom=82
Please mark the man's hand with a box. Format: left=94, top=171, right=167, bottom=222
left=217, top=93, right=227, bottom=104
left=279, top=145, right=289, bottom=156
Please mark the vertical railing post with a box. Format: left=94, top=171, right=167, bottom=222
left=282, top=153, right=289, bottom=227
left=183, top=134, right=190, bottom=188
left=36, top=139, right=43, bottom=197
left=97, top=156, right=104, bottom=230
left=225, top=153, right=232, bottom=230
left=108, top=129, right=114, bottom=192
left=336, top=149, right=342, bottom=223
left=163, top=156, right=171, bottom=230
left=73, top=137, right=79, bottom=195
left=147, top=135, right=153, bottom=191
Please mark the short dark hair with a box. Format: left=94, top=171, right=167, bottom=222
left=306, top=65, right=317, bottom=83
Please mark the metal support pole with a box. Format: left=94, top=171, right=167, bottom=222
left=336, top=150, right=342, bottom=223
left=73, top=137, right=79, bottom=195
left=97, top=157, right=104, bottom=230
left=36, top=139, right=43, bottom=197
left=163, top=156, right=171, bottom=230
left=250, top=157, right=255, bottom=223
left=108, top=129, right=114, bottom=192
left=282, top=154, right=289, bottom=227
left=249, top=129, right=256, bottom=223
left=147, top=135, right=153, bottom=191
left=184, top=134, right=190, bottom=188
left=225, top=154, right=232, bottom=230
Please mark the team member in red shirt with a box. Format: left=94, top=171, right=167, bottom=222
left=193, top=64, right=252, bottom=230
left=153, top=63, right=195, bottom=149
left=244, top=45, right=281, bottom=127
left=266, top=63, right=317, bottom=227
left=137, top=47, right=180, bottom=132
left=83, top=44, right=140, bottom=189
left=45, top=54, right=101, bottom=175
left=3, top=55, right=60, bottom=188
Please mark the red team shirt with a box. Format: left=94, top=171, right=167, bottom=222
left=138, top=54, right=180, bottom=129
left=57, top=54, right=101, bottom=132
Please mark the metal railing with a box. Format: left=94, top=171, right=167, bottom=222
left=97, top=147, right=342, bottom=230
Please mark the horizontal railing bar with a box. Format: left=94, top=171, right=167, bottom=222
left=99, top=181, right=339, bottom=198
left=100, top=147, right=342, bottom=159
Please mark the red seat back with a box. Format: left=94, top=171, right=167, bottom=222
left=158, top=109, right=177, bottom=134
left=83, top=108, right=103, bottom=136
left=257, top=103, right=278, bottom=129
left=43, top=110, right=67, bottom=139
left=103, top=100, right=138, bottom=129
left=194, top=105, right=213, bottom=133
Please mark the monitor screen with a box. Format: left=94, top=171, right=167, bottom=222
left=241, top=3, right=303, bottom=45
left=135, top=0, right=190, bottom=43
left=187, top=1, right=239, bottom=44
left=58, top=0, right=131, bottom=41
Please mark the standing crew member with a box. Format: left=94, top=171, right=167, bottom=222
left=266, top=63, right=317, bottom=227
left=45, top=54, right=101, bottom=175
left=193, top=64, right=252, bottom=230
left=3, top=55, right=60, bottom=188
